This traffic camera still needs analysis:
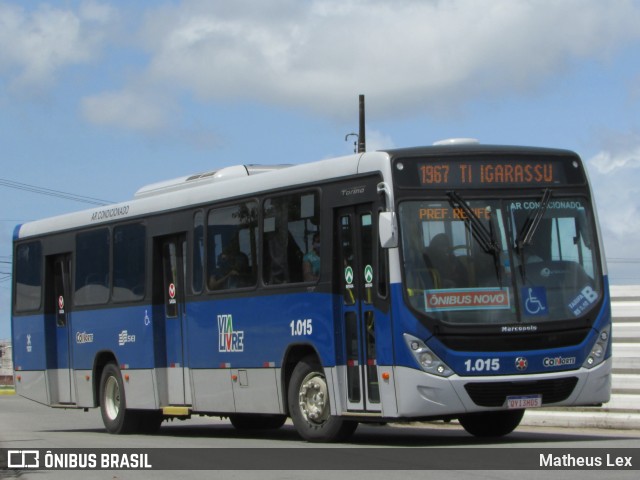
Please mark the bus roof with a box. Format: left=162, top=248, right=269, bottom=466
left=15, top=151, right=384, bottom=240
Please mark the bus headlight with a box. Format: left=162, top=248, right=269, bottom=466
left=583, top=326, right=611, bottom=369
left=403, top=334, right=453, bottom=377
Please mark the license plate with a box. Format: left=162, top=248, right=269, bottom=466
left=506, top=394, right=542, bottom=409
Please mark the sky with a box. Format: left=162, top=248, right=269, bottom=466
left=1, top=0, right=640, bottom=339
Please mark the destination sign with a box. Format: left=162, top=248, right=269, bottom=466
left=395, top=155, right=585, bottom=189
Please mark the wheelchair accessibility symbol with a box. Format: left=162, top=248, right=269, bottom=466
left=522, top=287, right=548, bottom=316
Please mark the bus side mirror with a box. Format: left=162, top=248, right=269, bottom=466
left=379, top=212, right=398, bottom=248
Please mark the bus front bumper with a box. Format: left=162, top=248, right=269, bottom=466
left=389, top=358, right=612, bottom=419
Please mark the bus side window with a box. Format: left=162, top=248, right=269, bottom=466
left=14, top=241, right=43, bottom=312
left=75, top=229, right=110, bottom=305
left=262, top=192, right=319, bottom=286
left=192, top=211, right=204, bottom=294
left=207, top=202, right=258, bottom=291
left=112, top=223, right=146, bottom=302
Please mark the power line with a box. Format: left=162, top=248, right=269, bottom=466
left=0, top=178, right=113, bottom=206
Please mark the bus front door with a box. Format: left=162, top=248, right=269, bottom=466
left=158, top=235, right=190, bottom=406
left=336, top=205, right=382, bottom=414
left=45, top=253, right=75, bottom=404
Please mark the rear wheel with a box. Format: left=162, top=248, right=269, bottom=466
left=458, top=410, right=524, bottom=437
left=99, top=363, right=139, bottom=434
left=288, top=356, right=358, bottom=442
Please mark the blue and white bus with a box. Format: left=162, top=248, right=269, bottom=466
left=11, top=142, right=611, bottom=441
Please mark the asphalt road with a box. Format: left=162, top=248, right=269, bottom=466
left=1, top=395, right=639, bottom=480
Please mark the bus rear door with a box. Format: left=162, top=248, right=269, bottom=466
left=45, top=253, right=75, bottom=405
left=156, top=234, right=191, bottom=407
left=336, top=204, right=382, bottom=414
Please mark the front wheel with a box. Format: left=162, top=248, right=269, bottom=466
left=99, top=363, right=139, bottom=434
left=287, top=356, right=357, bottom=442
left=458, top=409, right=525, bottom=437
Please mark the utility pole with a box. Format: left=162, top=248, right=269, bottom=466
left=358, top=94, right=366, bottom=153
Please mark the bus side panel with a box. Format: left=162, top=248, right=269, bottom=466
left=12, top=314, right=48, bottom=370
left=186, top=292, right=335, bottom=414
left=71, top=305, right=157, bottom=371
left=186, top=292, right=336, bottom=369
left=119, top=369, right=158, bottom=409
left=71, top=305, right=159, bottom=410
left=16, top=371, right=50, bottom=405
left=231, top=368, right=282, bottom=414
left=190, top=369, right=235, bottom=412
left=73, top=369, right=94, bottom=407
left=12, top=314, right=50, bottom=405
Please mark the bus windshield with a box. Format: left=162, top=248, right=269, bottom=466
left=399, top=195, right=602, bottom=325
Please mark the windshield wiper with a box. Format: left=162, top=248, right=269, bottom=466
left=447, top=191, right=500, bottom=255
left=446, top=191, right=502, bottom=284
left=516, top=188, right=552, bottom=280
left=517, top=188, right=552, bottom=251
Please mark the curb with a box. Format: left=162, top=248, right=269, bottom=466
left=522, top=410, right=640, bottom=430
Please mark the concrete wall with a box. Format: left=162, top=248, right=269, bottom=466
left=606, top=285, right=640, bottom=411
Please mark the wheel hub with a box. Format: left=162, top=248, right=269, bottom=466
left=104, top=376, right=121, bottom=421
left=298, top=372, right=329, bottom=424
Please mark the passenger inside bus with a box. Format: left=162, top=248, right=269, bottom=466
left=208, top=248, right=250, bottom=290
left=423, top=233, right=468, bottom=288
left=303, top=233, right=320, bottom=282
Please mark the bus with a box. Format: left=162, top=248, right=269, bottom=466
left=11, top=142, right=611, bottom=441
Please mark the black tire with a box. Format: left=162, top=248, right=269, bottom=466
left=99, top=363, right=140, bottom=434
left=458, top=409, right=525, bottom=437
left=229, top=414, right=287, bottom=430
left=287, top=356, right=358, bottom=442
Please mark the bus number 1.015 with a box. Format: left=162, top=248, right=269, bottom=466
left=464, top=358, right=500, bottom=372
left=290, top=319, right=313, bottom=336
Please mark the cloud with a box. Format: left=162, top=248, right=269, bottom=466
left=365, top=129, right=396, bottom=152
left=0, top=1, right=115, bottom=91
left=590, top=137, right=640, bottom=174
left=81, top=89, right=172, bottom=132
left=586, top=141, right=640, bottom=275
left=126, top=0, right=640, bottom=120
left=590, top=148, right=640, bottom=174
left=2, top=0, right=639, bottom=131
left=81, top=87, right=224, bottom=148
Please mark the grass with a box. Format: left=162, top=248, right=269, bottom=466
left=0, top=385, right=15, bottom=395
